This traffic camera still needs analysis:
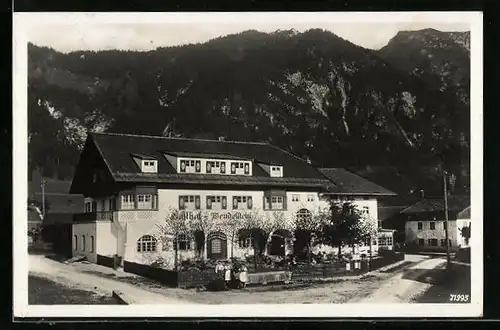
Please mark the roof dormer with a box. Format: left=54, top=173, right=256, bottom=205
left=270, top=165, right=283, bottom=178
left=131, top=153, right=158, bottom=173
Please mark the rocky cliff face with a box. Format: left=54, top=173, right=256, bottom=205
left=27, top=28, right=470, bottom=195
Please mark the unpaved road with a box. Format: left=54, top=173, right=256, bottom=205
left=29, top=254, right=188, bottom=304
left=354, top=256, right=446, bottom=303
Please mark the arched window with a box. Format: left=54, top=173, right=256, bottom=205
left=296, top=208, right=312, bottom=223
left=173, top=233, right=191, bottom=251
left=90, top=236, right=95, bottom=253
left=74, top=235, right=78, bottom=250
left=137, top=235, right=157, bottom=252
left=82, top=235, right=86, bottom=251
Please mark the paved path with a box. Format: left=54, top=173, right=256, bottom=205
left=29, top=254, right=189, bottom=304
left=356, top=256, right=446, bottom=303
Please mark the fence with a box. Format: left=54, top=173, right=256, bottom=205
left=123, top=261, right=178, bottom=287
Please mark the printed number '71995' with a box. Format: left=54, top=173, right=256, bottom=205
left=449, top=294, right=470, bottom=302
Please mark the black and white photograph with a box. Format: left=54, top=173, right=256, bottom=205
left=13, top=12, right=483, bottom=318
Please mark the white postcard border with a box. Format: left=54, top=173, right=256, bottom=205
left=13, top=11, right=483, bottom=318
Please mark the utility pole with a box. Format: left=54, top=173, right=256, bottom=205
left=443, top=169, right=451, bottom=271
left=41, top=178, right=46, bottom=221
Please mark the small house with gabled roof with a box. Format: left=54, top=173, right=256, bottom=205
left=401, top=194, right=471, bottom=251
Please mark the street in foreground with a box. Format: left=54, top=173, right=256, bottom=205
left=28, top=253, right=469, bottom=304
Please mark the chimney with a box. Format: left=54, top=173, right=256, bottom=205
left=218, top=136, right=226, bottom=142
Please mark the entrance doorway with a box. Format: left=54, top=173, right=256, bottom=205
left=207, top=232, right=227, bottom=260
left=269, top=234, right=286, bottom=257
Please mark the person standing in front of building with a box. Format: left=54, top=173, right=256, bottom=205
left=224, top=262, right=232, bottom=288
left=239, top=264, right=249, bottom=288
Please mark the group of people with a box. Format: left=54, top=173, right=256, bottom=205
left=215, top=260, right=249, bottom=289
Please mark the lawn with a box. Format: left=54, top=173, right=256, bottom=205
left=28, top=275, right=120, bottom=305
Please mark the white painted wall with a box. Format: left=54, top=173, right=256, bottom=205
left=72, top=223, right=97, bottom=263
left=405, top=220, right=460, bottom=250
left=456, top=219, right=471, bottom=248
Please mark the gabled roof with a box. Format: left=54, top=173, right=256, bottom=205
left=318, top=168, right=397, bottom=196
left=89, top=132, right=328, bottom=182
left=130, top=152, right=158, bottom=160
left=400, top=194, right=470, bottom=214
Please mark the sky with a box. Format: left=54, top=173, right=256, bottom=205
left=23, top=14, right=470, bottom=53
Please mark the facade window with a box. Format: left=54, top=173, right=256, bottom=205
left=361, top=206, right=370, bottom=216
left=296, top=208, right=312, bottom=223
left=239, top=236, right=253, bottom=249
left=270, top=166, right=283, bottom=177
left=443, top=222, right=447, bottom=230
left=440, top=239, right=447, bottom=247
left=417, top=222, right=423, bottom=230
left=265, top=195, right=285, bottom=210
left=142, top=160, right=157, bottom=173
left=179, top=195, right=200, bottom=210
left=418, top=239, right=425, bottom=246
left=137, top=235, right=157, bottom=252
left=428, top=238, right=438, bottom=247
left=90, top=236, right=95, bottom=253
left=211, top=239, right=222, bottom=254
left=292, top=194, right=300, bottom=202
left=85, top=202, right=91, bottom=213
left=82, top=235, right=86, bottom=251
left=121, top=194, right=135, bottom=210
left=233, top=196, right=252, bottom=210
left=74, top=235, right=78, bottom=250
left=207, top=195, right=227, bottom=210
left=137, top=194, right=153, bottom=209
left=378, top=236, right=393, bottom=246
left=179, top=159, right=200, bottom=173
left=307, top=195, right=315, bottom=202
left=174, top=233, right=191, bottom=251
left=430, top=222, right=436, bottom=230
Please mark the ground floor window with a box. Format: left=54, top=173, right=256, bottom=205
left=428, top=238, right=438, bottom=247
left=418, top=238, right=425, bottom=246
left=137, top=235, right=157, bottom=252
left=82, top=235, right=86, bottom=251
left=174, top=233, right=191, bottom=251
left=378, top=236, right=393, bottom=246
left=74, top=235, right=78, bottom=250
left=239, top=236, right=253, bottom=249
left=441, top=239, right=452, bottom=247
left=90, top=236, right=95, bottom=253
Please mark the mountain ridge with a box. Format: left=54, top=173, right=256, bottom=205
left=27, top=28, right=470, bottom=196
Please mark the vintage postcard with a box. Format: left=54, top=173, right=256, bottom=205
left=13, top=11, right=483, bottom=318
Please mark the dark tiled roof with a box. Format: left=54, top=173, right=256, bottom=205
left=91, top=132, right=328, bottom=181
left=130, top=152, right=158, bottom=160
left=318, top=168, right=397, bottom=196
left=113, top=172, right=331, bottom=188
left=164, top=151, right=249, bottom=161
left=378, top=206, right=406, bottom=221
left=400, top=195, right=470, bottom=214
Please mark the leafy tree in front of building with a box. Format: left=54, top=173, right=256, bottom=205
left=460, top=223, right=471, bottom=246
left=318, top=199, right=377, bottom=258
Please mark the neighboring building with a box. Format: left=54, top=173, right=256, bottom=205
left=69, top=132, right=396, bottom=269
left=402, top=195, right=471, bottom=252
left=28, top=169, right=85, bottom=257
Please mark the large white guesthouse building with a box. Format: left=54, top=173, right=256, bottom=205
left=69, top=132, right=396, bottom=269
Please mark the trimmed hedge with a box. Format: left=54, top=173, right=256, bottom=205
left=123, top=261, right=178, bottom=287
left=177, top=269, right=220, bottom=288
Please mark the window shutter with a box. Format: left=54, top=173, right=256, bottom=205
left=244, top=163, right=249, bottom=174
left=231, top=163, right=236, bottom=174
left=220, top=162, right=226, bottom=173
left=207, top=197, right=212, bottom=209
left=180, top=160, right=186, bottom=172
left=247, top=196, right=253, bottom=209
left=222, top=196, right=227, bottom=209
left=233, top=197, right=238, bottom=210
left=195, top=160, right=201, bottom=173
left=195, top=196, right=201, bottom=209
left=206, top=161, right=212, bottom=173
left=179, top=196, right=185, bottom=210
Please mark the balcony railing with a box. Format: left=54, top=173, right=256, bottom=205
left=73, top=211, right=114, bottom=222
